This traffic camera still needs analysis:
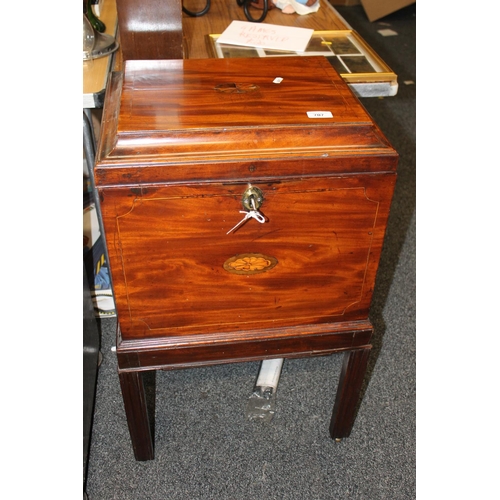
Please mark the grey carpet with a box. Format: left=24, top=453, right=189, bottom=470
left=86, top=4, right=416, bottom=498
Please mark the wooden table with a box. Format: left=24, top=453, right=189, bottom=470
left=85, top=0, right=382, bottom=100
left=182, top=0, right=398, bottom=97
left=182, top=0, right=352, bottom=59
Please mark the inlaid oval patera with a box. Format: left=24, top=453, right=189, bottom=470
left=214, top=83, right=260, bottom=94
left=223, top=253, right=278, bottom=275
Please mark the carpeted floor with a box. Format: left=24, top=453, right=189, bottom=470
left=85, top=3, right=416, bottom=499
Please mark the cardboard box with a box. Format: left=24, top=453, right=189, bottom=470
left=361, top=0, right=415, bottom=21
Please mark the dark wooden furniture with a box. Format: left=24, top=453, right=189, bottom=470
left=115, top=0, right=184, bottom=60
left=95, top=56, right=398, bottom=460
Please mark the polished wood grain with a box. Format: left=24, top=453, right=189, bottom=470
left=116, top=0, right=184, bottom=61
left=95, top=55, right=397, bottom=460
left=117, top=59, right=367, bottom=129
left=100, top=174, right=395, bottom=340
left=96, top=57, right=397, bottom=185
left=116, top=320, right=373, bottom=370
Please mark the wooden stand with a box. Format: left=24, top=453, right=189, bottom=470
left=119, top=344, right=373, bottom=461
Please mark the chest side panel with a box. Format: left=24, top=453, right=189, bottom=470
left=100, top=173, right=395, bottom=339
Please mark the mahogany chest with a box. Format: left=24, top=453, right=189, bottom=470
left=95, top=56, right=398, bottom=460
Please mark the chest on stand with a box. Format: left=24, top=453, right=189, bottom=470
left=95, top=56, right=398, bottom=460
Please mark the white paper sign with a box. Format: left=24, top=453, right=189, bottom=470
left=216, top=20, right=314, bottom=53
left=307, top=111, right=333, bottom=118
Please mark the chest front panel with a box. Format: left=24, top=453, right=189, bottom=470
left=101, top=172, right=395, bottom=340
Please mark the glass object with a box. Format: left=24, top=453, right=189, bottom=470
left=83, top=11, right=119, bottom=61
left=83, top=14, right=95, bottom=60
left=86, top=0, right=105, bottom=33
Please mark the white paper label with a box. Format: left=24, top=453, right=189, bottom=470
left=307, top=111, right=333, bottom=119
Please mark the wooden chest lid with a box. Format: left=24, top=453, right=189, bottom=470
left=96, top=56, right=397, bottom=181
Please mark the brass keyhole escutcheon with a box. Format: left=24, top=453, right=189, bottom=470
left=242, top=186, right=264, bottom=211
left=227, top=186, right=266, bottom=235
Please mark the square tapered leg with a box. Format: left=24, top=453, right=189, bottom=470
left=119, top=371, right=155, bottom=461
left=330, top=347, right=372, bottom=439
